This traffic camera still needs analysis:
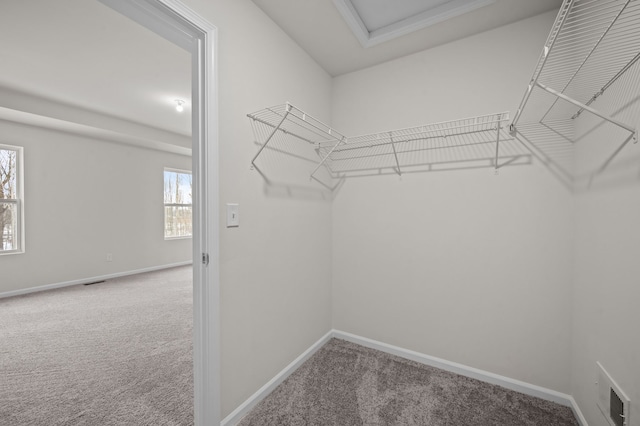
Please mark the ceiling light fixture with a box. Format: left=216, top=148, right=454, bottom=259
left=175, top=99, right=185, bottom=112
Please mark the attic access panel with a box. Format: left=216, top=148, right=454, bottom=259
left=334, top=0, right=496, bottom=47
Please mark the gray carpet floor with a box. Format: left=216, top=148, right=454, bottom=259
left=0, top=266, right=193, bottom=426
left=238, top=338, right=579, bottom=426
left=3, top=270, right=579, bottom=426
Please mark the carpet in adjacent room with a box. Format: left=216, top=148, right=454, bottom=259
left=0, top=266, right=193, bottom=426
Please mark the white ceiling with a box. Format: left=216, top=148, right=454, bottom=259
left=251, top=0, right=563, bottom=76
left=0, top=0, right=192, bottom=137
left=0, top=0, right=562, bottom=143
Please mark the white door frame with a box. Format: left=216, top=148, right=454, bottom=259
left=97, top=1, right=220, bottom=424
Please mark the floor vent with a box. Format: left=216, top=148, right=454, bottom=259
left=597, top=361, right=630, bottom=426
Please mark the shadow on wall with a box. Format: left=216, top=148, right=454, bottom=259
left=519, top=99, right=640, bottom=193
left=251, top=162, right=337, bottom=201
left=513, top=91, right=640, bottom=193
left=508, top=0, right=640, bottom=194
left=574, top=152, right=640, bottom=194
left=573, top=93, right=640, bottom=193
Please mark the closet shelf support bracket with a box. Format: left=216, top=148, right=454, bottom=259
left=494, top=114, right=502, bottom=171
left=250, top=103, right=292, bottom=169
left=309, top=136, right=345, bottom=180
left=534, top=82, right=636, bottom=134
left=390, top=133, right=402, bottom=176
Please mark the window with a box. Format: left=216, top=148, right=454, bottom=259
left=0, top=145, right=23, bottom=254
left=164, top=168, right=192, bottom=239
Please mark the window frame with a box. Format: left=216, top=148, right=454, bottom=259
left=0, top=144, right=24, bottom=255
left=163, top=167, right=193, bottom=240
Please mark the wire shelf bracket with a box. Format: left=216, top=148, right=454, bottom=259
left=510, top=0, right=640, bottom=184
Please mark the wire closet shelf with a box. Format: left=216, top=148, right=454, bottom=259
left=248, top=103, right=521, bottom=188
left=510, top=0, right=640, bottom=184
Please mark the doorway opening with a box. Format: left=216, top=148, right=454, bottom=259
left=96, top=1, right=220, bottom=424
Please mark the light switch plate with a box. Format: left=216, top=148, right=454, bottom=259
left=226, top=203, right=239, bottom=227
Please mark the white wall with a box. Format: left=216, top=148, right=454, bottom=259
left=331, top=11, right=576, bottom=394
left=182, top=0, right=334, bottom=417
left=571, top=58, right=640, bottom=424
left=0, top=120, right=192, bottom=294
left=12, top=1, right=637, bottom=421
left=0, top=0, right=333, bottom=418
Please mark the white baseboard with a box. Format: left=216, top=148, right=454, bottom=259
left=222, top=328, right=589, bottom=426
left=0, top=261, right=193, bottom=299
left=568, top=396, right=589, bottom=426
left=333, top=330, right=582, bottom=412
left=221, top=330, right=334, bottom=426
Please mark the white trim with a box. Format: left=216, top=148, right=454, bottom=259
left=222, top=330, right=587, bottom=425
left=187, top=6, right=221, bottom=426
left=0, top=261, right=193, bottom=299
left=164, top=166, right=193, bottom=175
left=332, top=330, right=575, bottom=406
left=0, top=143, right=24, bottom=254
left=332, top=0, right=370, bottom=47
left=221, top=331, right=334, bottom=426
left=98, top=0, right=197, bottom=51
left=11, top=1, right=217, bottom=424
left=152, top=2, right=221, bottom=424
left=568, top=395, right=589, bottom=426
left=333, top=0, right=495, bottom=48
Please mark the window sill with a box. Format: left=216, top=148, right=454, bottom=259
left=0, top=249, right=25, bottom=256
